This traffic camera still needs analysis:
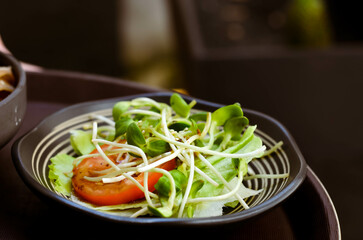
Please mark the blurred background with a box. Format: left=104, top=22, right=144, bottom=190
left=1, top=0, right=362, bottom=239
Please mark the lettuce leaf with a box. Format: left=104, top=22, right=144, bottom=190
left=236, top=135, right=263, bottom=163
left=203, top=125, right=257, bottom=166
left=190, top=130, right=264, bottom=217
left=193, top=178, right=263, bottom=217
left=48, top=153, right=75, bottom=196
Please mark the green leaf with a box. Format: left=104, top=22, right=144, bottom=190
left=189, top=112, right=207, bottom=122
left=197, top=122, right=206, bottom=133
left=205, top=125, right=257, bottom=165
left=224, top=116, right=249, bottom=140
left=146, top=139, right=171, bottom=157
left=154, top=169, right=187, bottom=197
left=148, top=205, right=173, bottom=218
left=140, top=118, right=160, bottom=130
left=209, top=157, right=238, bottom=183
left=187, top=180, right=205, bottom=218
left=112, top=101, right=130, bottom=121
left=94, top=200, right=149, bottom=211
left=220, top=116, right=249, bottom=149
left=168, top=119, right=191, bottom=132
left=211, top=103, right=243, bottom=126
left=149, top=106, right=161, bottom=113
left=194, top=139, right=205, bottom=147
left=170, top=93, right=191, bottom=118
left=126, top=122, right=146, bottom=148
left=115, top=117, right=133, bottom=138
left=232, top=158, right=248, bottom=176
left=149, top=170, right=187, bottom=218
left=224, top=200, right=239, bottom=208
left=195, top=156, right=236, bottom=197
left=236, top=135, right=264, bottom=163
left=48, top=154, right=75, bottom=196
left=189, top=180, right=204, bottom=198
left=70, top=130, right=95, bottom=155
left=177, top=163, right=188, bottom=176
left=205, top=103, right=244, bottom=149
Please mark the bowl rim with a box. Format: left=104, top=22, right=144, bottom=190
left=12, top=92, right=307, bottom=226
left=0, top=51, right=26, bottom=107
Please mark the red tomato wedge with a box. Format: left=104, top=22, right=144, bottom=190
left=72, top=146, right=176, bottom=206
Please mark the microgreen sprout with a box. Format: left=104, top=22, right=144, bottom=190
left=112, top=101, right=130, bottom=121
left=219, top=116, right=249, bottom=150
left=170, top=93, right=192, bottom=118
left=206, top=103, right=244, bottom=149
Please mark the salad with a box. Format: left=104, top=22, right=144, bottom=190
left=49, top=93, right=287, bottom=218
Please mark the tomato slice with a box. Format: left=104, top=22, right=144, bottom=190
left=72, top=146, right=176, bottom=205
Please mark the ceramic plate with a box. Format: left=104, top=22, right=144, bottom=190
left=12, top=92, right=307, bottom=226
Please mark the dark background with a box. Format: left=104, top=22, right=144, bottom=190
left=1, top=0, right=362, bottom=239
left=0, top=1, right=121, bottom=76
